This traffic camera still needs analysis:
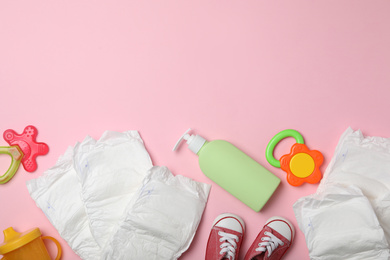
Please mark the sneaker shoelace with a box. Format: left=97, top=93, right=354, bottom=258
left=255, top=231, right=284, bottom=257
left=218, top=231, right=239, bottom=260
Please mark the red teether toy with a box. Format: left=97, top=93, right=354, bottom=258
left=3, top=125, right=49, bottom=172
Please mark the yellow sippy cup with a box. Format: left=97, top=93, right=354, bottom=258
left=0, top=227, right=62, bottom=260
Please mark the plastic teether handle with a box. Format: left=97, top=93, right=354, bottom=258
left=0, top=146, right=23, bottom=184
left=266, top=129, right=304, bottom=168
left=42, top=236, right=62, bottom=260
left=3, top=125, right=49, bottom=172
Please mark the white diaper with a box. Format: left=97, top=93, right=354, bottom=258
left=294, top=128, right=390, bottom=259
left=294, top=184, right=389, bottom=260
left=102, top=166, right=211, bottom=260
left=27, top=146, right=102, bottom=259
left=73, top=131, right=153, bottom=248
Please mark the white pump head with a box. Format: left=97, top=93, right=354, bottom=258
left=172, top=128, right=207, bottom=154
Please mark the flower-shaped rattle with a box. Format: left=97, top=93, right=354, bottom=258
left=265, top=129, right=323, bottom=186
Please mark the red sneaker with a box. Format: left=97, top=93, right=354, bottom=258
left=205, top=213, right=245, bottom=260
left=244, top=216, right=294, bottom=260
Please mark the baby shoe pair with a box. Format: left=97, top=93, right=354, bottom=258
left=205, top=213, right=294, bottom=260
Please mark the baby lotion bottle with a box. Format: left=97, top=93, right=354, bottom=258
left=173, top=129, right=280, bottom=212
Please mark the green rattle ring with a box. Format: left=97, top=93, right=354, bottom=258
left=265, top=129, right=304, bottom=168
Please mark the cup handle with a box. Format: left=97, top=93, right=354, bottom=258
left=42, top=236, right=62, bottom=260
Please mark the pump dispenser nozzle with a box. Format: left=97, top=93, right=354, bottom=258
left=172, top=128, right=207, bottom=154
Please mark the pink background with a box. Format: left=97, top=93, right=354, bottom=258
left=1, top=1, right=390, bottom=259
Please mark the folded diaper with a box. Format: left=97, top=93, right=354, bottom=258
left=102, top=166, right=211, bottom=260
left=73, top=131, right=153, bottom=248
left=318, top=127, right=390, bottom=244
left=317, top=128, right=390, bottom=201
left=294, top=184, right=389, bottom=260
left=27, top=130, right=152, bottom=258
left=27, top=146, right=102, bottom=259
left=294, top=128, right=390, bottom=259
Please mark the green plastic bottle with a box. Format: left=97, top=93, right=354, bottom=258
left=173, top=129, right=280, bottom=212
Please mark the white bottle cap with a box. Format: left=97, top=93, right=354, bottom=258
left=172, top=128, right=207, bottom=154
